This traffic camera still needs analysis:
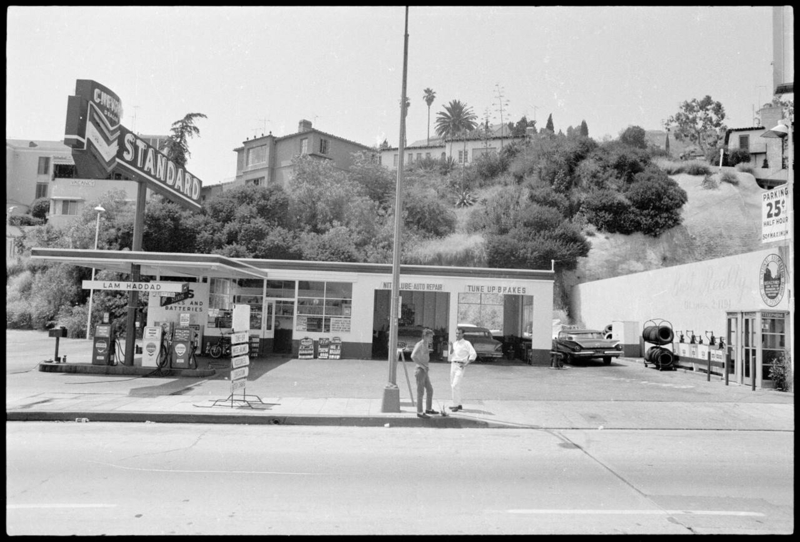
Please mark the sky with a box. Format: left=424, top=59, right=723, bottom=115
left=7, top=6, right=776, bottom=186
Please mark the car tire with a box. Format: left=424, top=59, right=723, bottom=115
left=603, top=356, right=611, bottom=365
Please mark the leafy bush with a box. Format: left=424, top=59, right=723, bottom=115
left=581, top=190, right=636, bottom=234
left=727, top=148, right=751, bottom=166
left=404, top=190, right=457, bottom=237
left=769, top=351, right=792, bottom=391
left=705, top=146, right=726, bottom=166
left=619, top=125, right=648, bottom=149
left=473, top=151, right=508, bottom=182
left=719, top=170, right=739, bottom=185
left=683, top=160, right=711, bottom=176
left=652, top=157, right=686, bottom=175
left=625, top=168, right=687, bottom=236
left=54, top=303, right=89, bottom=339
left=528, top=185, right=570, bottom=216
left=30, top=198, right=51, bottom=220
left=9, top=215, right=45, bottom=227
left=735, top=162, right=755, bottom=174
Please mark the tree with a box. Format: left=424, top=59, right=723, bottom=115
left=508, top=115, right=535, bottom=138
left=545, top=113, right=554, bottom=133
left=423, top=88, right=436, bottom=146
left=619, top=125, right=648, bottom=149
left=666, top=95, right=726, bottom=154
left=434, top=100, right=478, bottom=160
left=161, top=112, right=208, bottom=168
left=580, top=120, right=589, bottom=137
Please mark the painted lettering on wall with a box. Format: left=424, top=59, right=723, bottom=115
left=466, top=285, right=527, bottom=295
left=380, top=282, right=443, bottom=291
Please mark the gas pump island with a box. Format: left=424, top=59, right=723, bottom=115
left=64, top=79, right=205, bottom=367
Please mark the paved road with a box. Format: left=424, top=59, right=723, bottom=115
left=6, top=423, right=794, bottom=535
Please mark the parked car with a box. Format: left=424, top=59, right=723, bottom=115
left=396, top=326, right=432, bottom=357
left=552, top=328, right=622, bottom=365
left=457, top=324, right=504, bottom=362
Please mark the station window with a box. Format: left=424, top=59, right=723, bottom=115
left=297, top=281, right=352, bottom=333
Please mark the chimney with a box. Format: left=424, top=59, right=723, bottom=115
left=758, top=104, right=784, bottom=130
left=298, top=119, right=313, bottom=133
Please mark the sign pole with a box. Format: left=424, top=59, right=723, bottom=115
left=123, top=181, right=147, bottom=366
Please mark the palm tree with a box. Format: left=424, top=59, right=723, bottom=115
left=434, top=100, right=477, bottom=161
left=423, top=88, right=436, bottom=146
left=161, top=112, right=207, bottom=168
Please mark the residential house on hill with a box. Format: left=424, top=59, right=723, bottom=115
left=380, top=123, right=526, bottom=169
left=723, top=103, right=790, bottom=189
left=202, top=120, right=376, bottom=201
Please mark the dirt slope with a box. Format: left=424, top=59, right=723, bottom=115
left=568, top=171, right=765, bottom=285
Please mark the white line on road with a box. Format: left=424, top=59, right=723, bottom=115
left=503, top=509, right=764, bottom=517
left=8, top=504, right=117, bottom=509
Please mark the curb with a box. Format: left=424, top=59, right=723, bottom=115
left=38, top=361, right=216, bottom=378
left=5, top=410, right=494, bottom=428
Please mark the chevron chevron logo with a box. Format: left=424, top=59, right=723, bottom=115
left=83, top=103, right=120, bottom=174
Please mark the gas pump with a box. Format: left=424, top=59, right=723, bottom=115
left=170, top=326, right=197, bottom=369
left=92, top=313, right=115, bottom=365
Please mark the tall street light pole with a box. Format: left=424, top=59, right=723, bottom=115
left=381, top=6, right=409, bottom=413
left=85, top=205, right=105, bottom=339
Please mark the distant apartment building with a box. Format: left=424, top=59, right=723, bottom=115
left=379, top=125, right=526, bottom=169
left=5, top=137, right=169, bottom=229
left=201, top=120, right=376, bottom=202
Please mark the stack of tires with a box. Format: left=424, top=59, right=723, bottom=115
left=642, top=324, right=675, bottom=371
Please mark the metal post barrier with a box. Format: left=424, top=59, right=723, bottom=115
left=751, top=355, right=756, bottom=391
left=707, top=351, right=711, bottom=382
left=724, top=352, right=729, bottom=386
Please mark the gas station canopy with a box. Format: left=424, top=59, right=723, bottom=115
left=29, top=248, right=269, bottom=281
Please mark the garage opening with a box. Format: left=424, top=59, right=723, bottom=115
left=372, top=290, right=450, bottom=359
left=457, top=292, right=534, bottom=360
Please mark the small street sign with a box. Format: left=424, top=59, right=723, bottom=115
left=231, top=343, right=249, bottom=357
left=231, top=366, right=249, bottom=381
left=231, top=379, right=247, bottom=391
left=231, top=355, right=250, bottom=368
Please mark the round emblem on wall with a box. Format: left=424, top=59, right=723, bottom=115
left=759, top=254, right=786, bottom=307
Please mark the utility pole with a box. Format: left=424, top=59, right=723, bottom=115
left=493, top=84, right=509, bottom=147
left=381, top=6, right=409, bottom=413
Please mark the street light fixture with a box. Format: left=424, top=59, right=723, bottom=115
left=86, top=205, right=106, bottom=340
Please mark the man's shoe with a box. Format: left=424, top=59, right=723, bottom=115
left=424, top=409, right=438, bottom=415
left=417, top=412, right=430, bottom=419
left=449, top=405, right=462, bottom=412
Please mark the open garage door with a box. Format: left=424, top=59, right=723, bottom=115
left=372, top=290, right=450, bottom=359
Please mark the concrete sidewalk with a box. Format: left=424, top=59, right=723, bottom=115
left=5, top=330, right=795, bottom=430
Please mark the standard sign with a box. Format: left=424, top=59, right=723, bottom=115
left=83, top=281, right=187, bottom=292
left=230, top=332, right=249, bottom=345
left=762, top=185, right=790, bottom=243
left=231, top=367, right=249, bottom=381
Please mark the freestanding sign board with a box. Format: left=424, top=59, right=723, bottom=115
left=762, top=185, right=790, bottom=243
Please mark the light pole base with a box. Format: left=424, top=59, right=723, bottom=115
left=380, top=384, right=400, bottom=413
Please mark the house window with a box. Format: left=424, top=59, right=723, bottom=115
left=53, top=164, right=77, bottom=178
left=416, top=153, right=422, bottom=161
left=394, top=154, right=398, bottom=167
left=54, top=200, right=79, bottom=215
left=441, top=152, right=446, bottom=160
left=426, top=153, right=431, bottom=159
left=246, top=177, right=264, bottom=187
left=458, top=150, right=468, bottom=164
left=739, top=135, right=750, bottom=151
left=37, top=157, right=50, bottom=175
left=246, top=145, right=267, bottom=167
left=319, top=138, right=329, bottom=155
left=35, top=183, right=48, bottom=199
left=301, top=138, right=308, bottom=155
left=297, top=281, right=352, bottom=333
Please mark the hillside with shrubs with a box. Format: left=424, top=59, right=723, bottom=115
left=7, top=126, right=765, bottom=336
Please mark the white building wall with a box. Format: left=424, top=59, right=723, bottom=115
left=571, top=247, right=790, bottom=342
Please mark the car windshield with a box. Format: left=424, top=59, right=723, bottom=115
left=463, top=330, right=491, bottom=340
left=567, top=332, right=604, bottom=340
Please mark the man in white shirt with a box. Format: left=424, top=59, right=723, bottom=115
left=448, top=327, right=477, bottom=411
